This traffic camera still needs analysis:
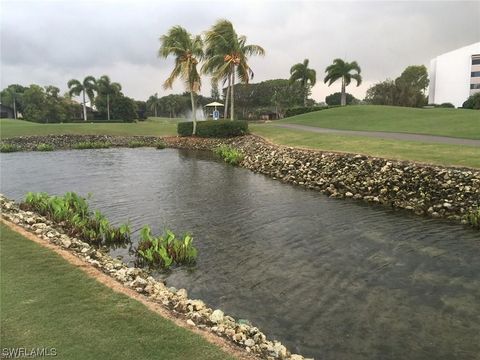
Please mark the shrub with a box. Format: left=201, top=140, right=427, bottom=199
left=177, top=120, right=248, bottom=137
left=127, top=140, right=148, bottom=148
left=136, top=226, right=197, bottom=269
left=284, top=106, right=335, bottom=118
left=465, top=208, right=480, bottom=229
left=35, top=143, right=54, bottom=151
left=438, top=102, right=455, bottom=108
left=156, top=142, right=166, bottom=150
left=462, top=93, right=480, bottom=109
left=20, top=192, right=131, bottom=246
left=0, top=144, right=20, bottom=153
left=73, top=141, right=111, bottom=149
left=325, top=92, right=358, bottom=106
left=214, top=145, right=244, bottom=165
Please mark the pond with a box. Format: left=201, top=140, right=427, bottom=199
left=1, top=148, right=479, bottom=360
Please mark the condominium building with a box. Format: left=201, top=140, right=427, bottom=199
left=428, top=42, right=480, bottom=107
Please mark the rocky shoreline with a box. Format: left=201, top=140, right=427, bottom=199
left=1, top=134, right=479, bottom=226
left=0, top=195, right=307, bottom=360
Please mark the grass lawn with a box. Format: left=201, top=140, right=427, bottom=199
left=251, top=124, right=480, bottom=168
left=279, top=105, right=480, bottom=139
left=0, top=117, right=181, bottom=139
left=0, top=223, right=234, bottom=360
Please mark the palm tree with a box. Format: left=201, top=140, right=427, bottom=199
left=4, top=86, right=20, bottom=120
left=324, top=59, right=362, bottom=106
left=159, top=26, right=203, bottom=135
left=147, top=93, right=161, bottom=117
left=203, top=19, right=265, bottom=120
left=289, top=59, right=316, bottom=107
left=96, top=75, right=121, bottom=121
left=67, top=76, right=97, bottom=121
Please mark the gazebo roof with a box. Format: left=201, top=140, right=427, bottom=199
left=205, top=101, right=224, bottom=107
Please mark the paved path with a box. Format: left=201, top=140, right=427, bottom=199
left=273, top=123, right=480, bottom=147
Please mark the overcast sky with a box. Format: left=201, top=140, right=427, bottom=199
left=1, top=0, right=479, bottom=102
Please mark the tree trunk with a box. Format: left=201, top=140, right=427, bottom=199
left=230, top=69, right=235, bottom=121
left=341, top=78, right=346, bottom=106
left=82, top=90, right=87, bottom=121
left=154, top=105, right=157, bottom=117
left=107, top=93, right=110, bottom=121
left=13, top=97, right=17, bottom=120
left=224, top=75, right=231, bottom=119
left=190, top=91, right=197, bottom=135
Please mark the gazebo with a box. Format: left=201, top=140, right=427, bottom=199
left=204, top=102, right=224, bottom=120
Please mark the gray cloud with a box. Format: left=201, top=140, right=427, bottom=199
left=1, top=0, right=479, bottom=101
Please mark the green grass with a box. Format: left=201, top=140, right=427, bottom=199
left=0, top=223, right=233, bottom=360
left=0, top=117, right=180, bottom=139
left=279, top=105, right=480, bottom=139
left=251, top=124, right=480, bottom=168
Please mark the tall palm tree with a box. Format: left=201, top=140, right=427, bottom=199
left=203, top=19, right=265, bottom=120
left=67, top=76, right=97, bottom=121
left=4, top=86, right=20, bottom=120
left=147, top=93, right=161, bottom=117
left=159, top=26, right=203, bottom=135
left=289, top=59, right=316, bottom=106
left=96, top=75, right=121, bottom=121
left=324, top=59, right=362, bottom=106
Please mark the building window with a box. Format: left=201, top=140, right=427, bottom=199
left=473, top=58, right=480, bottom=65
left=471, top=71, right=480, bottom=77
left=471, top=84, right=480, bottom=89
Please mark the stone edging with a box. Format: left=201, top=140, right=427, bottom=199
left=0, top=195, right=309, bottom=360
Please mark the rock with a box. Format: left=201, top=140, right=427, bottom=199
left=177, top=288, right=188, bottom=298
left=186, top=319, right=195, bottom=326
left=61, top=238, right=72, bottom=248
left=209, top=309, right=224, bottom=324
left=131, top=276, right=148, bottom=289
left=244, top=339, right=255, bottom=347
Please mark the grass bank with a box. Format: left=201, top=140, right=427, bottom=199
left=251, top=124, right=480, bottom=168
left=279, top=105, right=480, bottom=139
left=0, top=117, right=180, bottom=139
left=0, top=223, right=234, bottom=360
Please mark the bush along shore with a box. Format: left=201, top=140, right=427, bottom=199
left=1, top=134, right=479, bottom=227
left=0, top=195, right=308, bottom=360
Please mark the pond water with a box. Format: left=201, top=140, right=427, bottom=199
left=1, top=148, right=479, bottom=360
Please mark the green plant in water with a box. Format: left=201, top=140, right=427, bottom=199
left=73, top=141, right=111, bottom=149
left=214, top=144, right=244, bottom=165
left=127, top=140, right=148, bottom=148
left=21, top=192, right=130, bottom=246
left=136, top=225, right=197, bottom=269
left=156, top=142, right=166, bottom=150
left=465, top=208, right=480, bottom=229
left=35, top=143, right=54, bottom=151
left=0, top=144, right=20, bottom=153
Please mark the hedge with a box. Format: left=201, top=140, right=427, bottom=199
left=177, top=120, right=249, bottom=137
left=284, top=106, right=338, bottom=118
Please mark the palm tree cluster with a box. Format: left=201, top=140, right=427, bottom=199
left=289, top=58, right=362, bottom=107
left=67, top=75, right=121, bottom=121
left=159, top=19, right=265, bottom=135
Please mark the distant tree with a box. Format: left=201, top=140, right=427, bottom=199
left=135, top=100, right=147, bottom=119
left=22, top=85, right=47, bottom=122
left=324, top=59, right=362, bottom=106
left=462, top=93, right=480, bottom=109
left=96, top=75, right=121, bottom=121
left=395, top=65, right=429, bottom=107
left=211, top=80, right=220, bottom=101
left=147, top=93, right=161, bottom=117
left=159, top=26, right=203, bottom=134
left=289, top=59, right=316, bottom=106
left=110, top=96, right=137, bottom=121
left=325, top=92, right=357, bottom=106
left=365, top=80, right=398, bottom=105
left=0, top=84, right=26, bottom=119
left=67, top=76, right=97, bottom=121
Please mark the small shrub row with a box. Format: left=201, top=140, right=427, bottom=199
left=136, top=226, right=197, bottom=269
left=177, top=120, right=248, bottom=137
left=35, top=143, right=54, bottom=151
left=284, top=106, right=336, bottom=118
left=73, top=141, right=111, bottom=149
left=0, top=144, right=20, bottom=153
left=127, top=140, right=148, bottom=148
left=465, top=208, right=480, bottom=229
left=20, top=192, right=130, bottom=246
left=156, top=142, right=166, bottom=150
left=214, top=144, right=244, bottom=165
